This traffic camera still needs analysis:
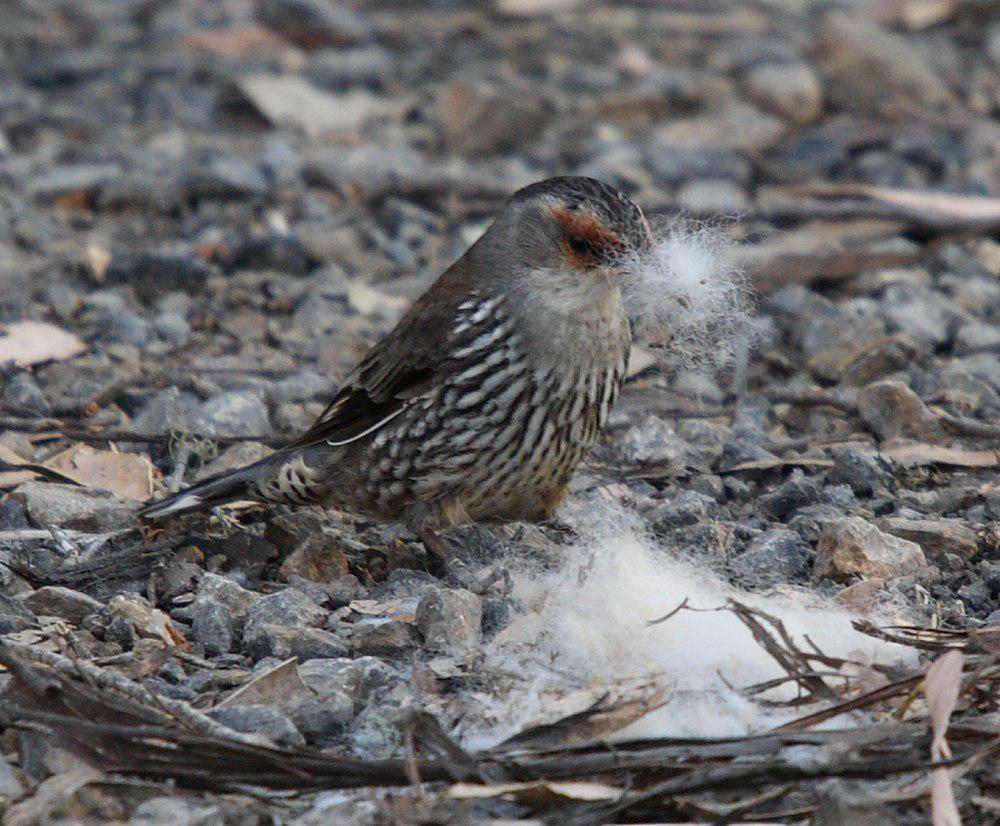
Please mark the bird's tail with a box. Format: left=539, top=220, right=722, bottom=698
left=138, top=458, right=271, bottom=520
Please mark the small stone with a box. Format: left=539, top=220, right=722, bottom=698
left=757, top=471, right=818, bottom=519
left=192, top=573, right=259, bottom=625
left=730, top=529, right=811, bottom=587
left=676, top=179, right=749, bottom=213
left=2, top=372, right=50, bottom=416
left=741, top=62, right=822, bottom=124
left=415, top=588, right=482, bottom=651
left=27, top=163, right=120, bottom=201
left=832, top=579, right=885, bottom=613
left=209, top=704, right=304, bottom=746
left=132, top=386, right=192, bottom=433
left=652, top=491, right=718, bottom=528
left=106, top=253, right=213, bottom=301
left=230, top=234, right=314, bottom=275
left=814, top=517, right=926, bottom=581
left=279, top=534, right=350, bottom=583
left=623, top=416, right=685, bottom=467
left=245, top=588, right=326, bottom=629
left=828, top=446, right=894, bottom=496
left=92, top=309, right=157, bottom=347
left=9, top=482, right=134, bottom=530
left=188, top=391, right=270, bottom=438
left=191, top=601, right=235, bottom=656
left=196, top=441, right=272, bottom=480
left=880, top=285, right=955, bottom=349
left=434, top=82, right=549, bottom=155
left=0, top=750, right=25, bottom=799
left=244, top=624, right=349, bottom=661
left=856, top=381, right=947, bottom=442
left=350, top=620, right=420, bottom=656
left=288, top=695, right=354, bottom=743
left=878, top=518, right=979, bottom=563
left=653, top=102, right=785, bottom=154
left=257, top=0, right=372, bottom=47
left=129, top=796, right=228, bottom=825
left=953, top=319, right=1000, bottom=356
left=184, top=156, right=270, bottom=200
left=23, top=586, right=102, bottom=624
left=153, top=311, right=191, bottom=346
left=645, top=142, right=750, bottom=185
left=815, top=11, right=957, bottom=117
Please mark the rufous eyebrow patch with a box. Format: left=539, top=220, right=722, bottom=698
left=551, top=205, right=626, bottom=267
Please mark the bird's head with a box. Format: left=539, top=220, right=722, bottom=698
left=474, top=176, right=653, bottom=303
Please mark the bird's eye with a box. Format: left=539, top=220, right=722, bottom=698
left=567, top=234, right=600, bottom=259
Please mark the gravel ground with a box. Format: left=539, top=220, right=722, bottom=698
left=1, top=1, right=999, bottom=823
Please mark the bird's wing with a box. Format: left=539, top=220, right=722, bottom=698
left=285, top=263, right=471, bottom=450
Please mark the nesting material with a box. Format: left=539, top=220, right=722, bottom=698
left=622, top=221, right=754, bottom=375
left=466, top=502, right=917, bottom=747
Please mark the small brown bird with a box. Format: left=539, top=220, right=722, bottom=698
left=140, top=176, right=652, bottom=528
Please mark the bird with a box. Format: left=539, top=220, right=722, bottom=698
left=139, top=176, right=653, bottom=531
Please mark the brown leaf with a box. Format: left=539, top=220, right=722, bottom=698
left=0, top=321, right=86, bottom=367
left=106, top=595, right=186, bottom=646
left=44, top=444, right=155, bottom=501
left=217, top=658, right=312, bottom=710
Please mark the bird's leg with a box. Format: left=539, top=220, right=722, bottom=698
left=417, top=525, right=451, bottom=574
left=406, top=500, right=459, bottom=579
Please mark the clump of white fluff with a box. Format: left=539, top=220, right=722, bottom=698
left=622, top=221, right=754, bottom=376
left=458, top=500, right=917, bottom=749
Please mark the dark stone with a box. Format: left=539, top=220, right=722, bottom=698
left=757, top=471, right=819, bottom=519
left=730, top=529, right=811, bottom=587
left=209, top=705, right=305, bottom=746
left=828, top=447, right=894, bottom=496
left=244, top=624, right=349, bottom=661
left=23, top=586, right=103, bottom=624
left=288, top=695, right=353, bottom=743
left=192, top=601, right=235, bottom=656
left=2, top=372, right=50, bottom=416
left=106, top=253, right=213, bottom=301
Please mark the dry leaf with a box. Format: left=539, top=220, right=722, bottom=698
left=925, top=650, right=963, bottom=826
left=791, top=183, right=1000, bottom=229
left=885, top=444, right=999, bottom=469
left=86, top=244, right=112, bottom=283
left=233, top=75, right=403, bottom=138
left=626, top=344, right=658, bottom=378
left=0, top=321, right=86, bottom=367
left=494, top=0, right=588, bottom=16
left=931, top=767, right=962, bottom=826
left=925, top=650, right=962, bottom=760
left=106, top=595, right=186, bottom=646
left=723, top=457, right=835, bottom=472
left=45, top=444, right=155, bottom=501
left=218, top=658, right=312, bottom=710
left=449, top=780, right=621, bottom=804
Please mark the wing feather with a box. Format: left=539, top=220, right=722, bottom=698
left=285, top=260, right=474, bottom=450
